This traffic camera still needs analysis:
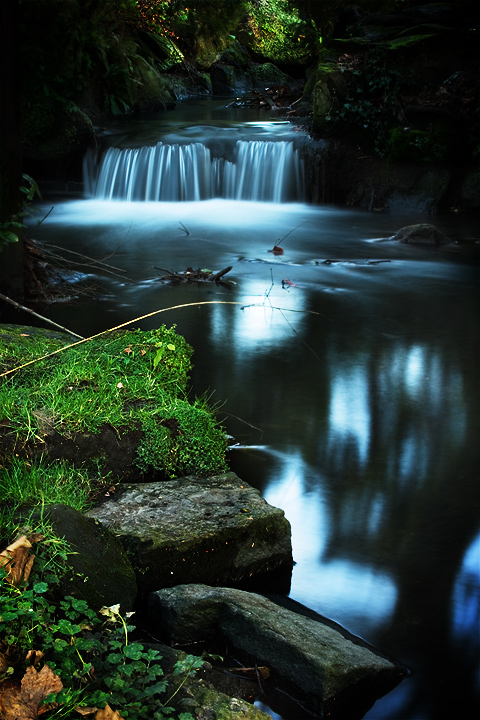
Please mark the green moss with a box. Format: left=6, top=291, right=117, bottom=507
left=0, top=325, right=227, bottom=478
left=387, top=123, right=456, bottom=163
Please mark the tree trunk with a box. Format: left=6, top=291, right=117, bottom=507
left=0, top=0, right=24, bottom=299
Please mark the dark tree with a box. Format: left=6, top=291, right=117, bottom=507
left=0, top=0, right=23, bottom=298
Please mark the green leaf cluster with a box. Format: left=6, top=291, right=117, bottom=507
left=0, top=175, right=41, bottom=251
left=0, top=569, right=198, bottom=719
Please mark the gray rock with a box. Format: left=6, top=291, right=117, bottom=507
left=210, top=65, right=253, bottom=94
left=149, top=584, right=408, bottom=719
left=390, top=223, right=451, bottom=245
left=86, top=472, right=293, bottom=596
left=34, top=504, right=137, bottom=612
left=250, top=63, right=293, bottom=90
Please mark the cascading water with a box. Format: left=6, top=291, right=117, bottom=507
left=85, top=139, right=305, bottom=202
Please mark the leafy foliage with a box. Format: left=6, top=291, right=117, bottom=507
left=0, top=175, right=41, bottom=250
left=245, top=0, right=319, bottom=64
left=0, top=561, right=199, bottom=719
left=332, top=48, right=417, bottom=156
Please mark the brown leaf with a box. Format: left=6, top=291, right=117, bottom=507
left=95, top=704, right=126, bottom=720
left=25, top=650, right=44, bottom=667
left=74, top=707, right=98, bottom=717
left=0, top=536, right=33, bottom=587
left=0, top=665, right=63, bottom=720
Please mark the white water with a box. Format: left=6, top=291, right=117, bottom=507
left=88, top=139, right=304, bottom=202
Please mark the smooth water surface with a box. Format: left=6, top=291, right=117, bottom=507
left=22, top=100, right=480, bottom=719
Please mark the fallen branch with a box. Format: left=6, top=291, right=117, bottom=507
left=41, top=247, right=134, bottom=281
left=0, top=292, right=84, bottom=339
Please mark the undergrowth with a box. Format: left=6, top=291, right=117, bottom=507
left=0, top=529, right=200, bottom=720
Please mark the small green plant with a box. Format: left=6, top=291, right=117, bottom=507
left=0, top=174, right=41, bottom=249
left=0, top=457, right=104, bottom=550
left=0, top=567, right=199, bottom=719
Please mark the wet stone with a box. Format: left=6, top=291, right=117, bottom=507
left=86, top=472, right=293, bottom=598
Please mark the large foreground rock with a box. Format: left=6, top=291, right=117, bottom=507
left=149, top=584, right=408, bottom=720
left=86, top=473, right=293, bottom=597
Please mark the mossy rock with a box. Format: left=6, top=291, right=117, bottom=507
left=250, top=63, right=293, bottom=90
left=0, top=325, right=228, bottom=480
left=312, top=64, right=347, bottom=134
left=87, top=472, right=293, bottom=597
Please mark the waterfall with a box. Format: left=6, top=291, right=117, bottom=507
left=87, top=140, right=304, bottom=202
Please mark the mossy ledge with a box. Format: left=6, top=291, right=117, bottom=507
left=0, top=323, right=228, bottom=481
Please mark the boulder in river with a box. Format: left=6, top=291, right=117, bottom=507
left=149, top=584, right=409, bottom=720
left=86, top=472, right=293, bottom=598
left=390, top=223, right=451, bottom=246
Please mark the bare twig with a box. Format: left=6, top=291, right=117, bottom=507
left=178, top=222, right=190, bottom=236
left=0, top=300, right=322, bottom=379
left=274, top=221, right=307, bottom=248
left=0, top=292, right=84, bottom=339
left=41, top=249, right=134, bottom=281
left=38, top=206, right=54, bottom=226
left=41, top=243, right=127, bottom=273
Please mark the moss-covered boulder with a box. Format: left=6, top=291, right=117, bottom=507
left=86, top=472, right=293, bottom=597
left=311, top=63, right=347, bottom=134
left=149, top=584, right=409, bottom=719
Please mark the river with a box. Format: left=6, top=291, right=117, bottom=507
left=22, top=98, right=479, bottom=720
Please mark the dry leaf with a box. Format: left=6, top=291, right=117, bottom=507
left=74, top=708, right=98, bottom=717
left=25, top=649, right=44, bottom=667
left=95, top=704, right=126, bottom=720
left=0, top=665, right=63, bottom=720
left=0, top=536, right=33, bottom=586
left=0, top=535, right=44, bottom=588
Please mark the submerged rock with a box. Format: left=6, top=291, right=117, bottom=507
left=390, top=223, right=451, bottom=245
left=149, top=584, right=409, bottom=720
left=86, top=472, right=293, bottom=597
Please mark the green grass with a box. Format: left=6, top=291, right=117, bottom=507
left=0, top=325, right=228, bottom=479
left=0, top=457, right=98, bottom=548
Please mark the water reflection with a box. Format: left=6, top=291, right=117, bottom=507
left=451, top=532, right=480, bottom=679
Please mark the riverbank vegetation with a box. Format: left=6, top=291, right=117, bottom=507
left=0, top=324, right=228, bottom=540
left=0, top=323, right=227, bottom=716
left=1, top=526, right=202, bottom=719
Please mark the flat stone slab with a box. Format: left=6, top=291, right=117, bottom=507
left=86, top=472, right=293, bottom=595
left=149, top=584, right=409, bottom=719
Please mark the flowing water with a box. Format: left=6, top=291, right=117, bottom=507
left=22, top=99, right=479, bottom=719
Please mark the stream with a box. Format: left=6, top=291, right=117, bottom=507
left=22, top=98, right=479, bottom=720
